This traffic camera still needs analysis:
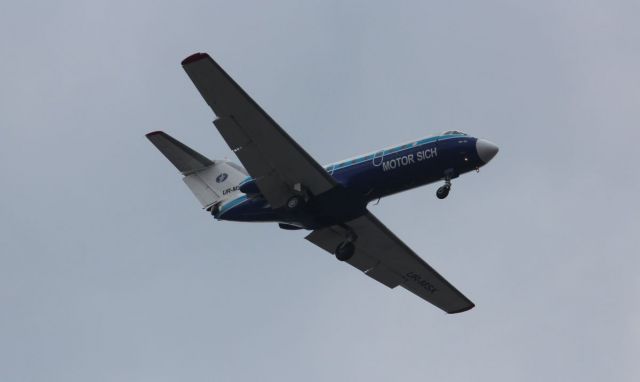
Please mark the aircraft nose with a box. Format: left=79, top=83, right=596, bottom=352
left=476, top=139, right=499, bottom=164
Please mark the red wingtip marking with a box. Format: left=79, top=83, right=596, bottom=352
left=181, top=52, right=209, bottom=65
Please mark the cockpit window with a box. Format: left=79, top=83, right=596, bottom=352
left=442, top=130, right=467, bottom=136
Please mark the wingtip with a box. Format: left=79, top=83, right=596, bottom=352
left=181, top=52, right=210, bottom=65
left=447, top=303, right=475, bottom=314
left=145, top=130, right=164, bottom=138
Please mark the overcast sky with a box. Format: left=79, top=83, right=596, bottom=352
left=1, top=1, right=639, bottom=381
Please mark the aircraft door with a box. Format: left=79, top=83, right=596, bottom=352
left=372, top=150, right=384, bottom=167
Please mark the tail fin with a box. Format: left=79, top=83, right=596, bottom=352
left=146, top=131, right=214, bottom=175
left=146, top=131, right=247, bottom=209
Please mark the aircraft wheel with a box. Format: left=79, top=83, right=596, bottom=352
left=286, top=195, right=304, bottom=210
left=436, top=185, right=450, bottom=199
left=335, top=241, right=355, bottom=261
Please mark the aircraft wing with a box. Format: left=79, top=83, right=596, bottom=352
left=306, top=211, right=474, bottom=313
left=181, top=53, right=337, bottom=208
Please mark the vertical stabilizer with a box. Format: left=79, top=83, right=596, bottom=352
left=146, top=131, right=247, bottom=209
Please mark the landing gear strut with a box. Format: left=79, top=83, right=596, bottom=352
left=436, top=178, right=452, bottom=199
left=335, top=229, right=357, bottom=261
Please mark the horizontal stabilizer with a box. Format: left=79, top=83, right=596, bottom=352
left=146, top=131, right=214, bottom=175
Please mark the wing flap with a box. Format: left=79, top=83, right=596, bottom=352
left=364, top=265, right=405, bottom=288
left=213, top=117, right=251, bottom=151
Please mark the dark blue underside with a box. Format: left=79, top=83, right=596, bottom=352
left=218, top=135, right=481, bottom=227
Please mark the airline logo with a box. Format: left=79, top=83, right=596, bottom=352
left=216, top=173, right=228, bottom=183
left=382, top=147, right=437, bottom=172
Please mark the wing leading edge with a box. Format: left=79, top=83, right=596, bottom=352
left=306, top=212, right=474, bottom=314
left=181, top=53, right=337, bottom=209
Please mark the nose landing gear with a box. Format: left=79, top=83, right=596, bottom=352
left=436, top=184, right=450, bottom=199
left=436, top=177, right=452, bottom=199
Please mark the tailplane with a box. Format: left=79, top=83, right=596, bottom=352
left=146, top=131, right=247, bottom=210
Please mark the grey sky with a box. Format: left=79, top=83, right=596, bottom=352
left=1, top=1, right=639, bottom=381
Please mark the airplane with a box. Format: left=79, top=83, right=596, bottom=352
left=146, top=52, right=498, bottom=314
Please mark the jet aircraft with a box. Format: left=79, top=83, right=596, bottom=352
left=147, top=53, right=498, bottom=313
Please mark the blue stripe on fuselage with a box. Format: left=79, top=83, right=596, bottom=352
left=328, top=134, right=464, bottom=171
left=218, top=134, right=468, bottom=219
left=218, top=194, right=250, bottom=217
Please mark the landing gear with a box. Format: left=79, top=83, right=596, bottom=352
left=335, top=229, right=357, bottom=261
left=335, top=241, right=355, bottom=261
left=286, top=183, right=310, bottom=211
left=436, top=178, right=452, bottom=199
left=286, top=195, right=303, bottom=210
left=436, top=184, right=450, bottom=199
